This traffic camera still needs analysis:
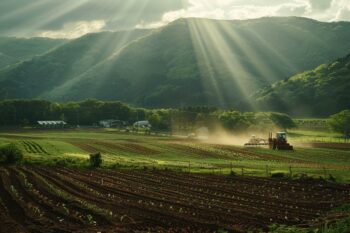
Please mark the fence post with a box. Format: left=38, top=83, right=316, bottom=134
left=289, top=166, right=293, bottom=177
left=323, top=167, right=327, bottom=178
left=189, top=161, right=191, bottom=173
left=265, top=165, right=269, bottom=177
left=241, top=168, right=244, bottom=176
left=230, top=162, right=233, bottom=173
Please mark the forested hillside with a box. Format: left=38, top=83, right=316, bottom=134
left=1, top=17, right=350, bottom=110
left=0, top=37, right=67, bottom=70
left=0, top=99, right=296, bottom=132
left=0, top=30, right=151, bottom=98
left=255, top=53, right=350, bottom=116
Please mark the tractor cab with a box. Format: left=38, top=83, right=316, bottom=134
left=268, top=131, right=294, bottom=150
left=276, top=132, right=287, bottom=142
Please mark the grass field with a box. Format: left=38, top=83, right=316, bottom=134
left=1, top=128, right=350, bottom=183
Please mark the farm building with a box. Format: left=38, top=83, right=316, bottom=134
left=37, top=121, right=67, bottom=128
left=133, top=121, right=152, bottom=129
left=99, top=119, right=127, bottom=128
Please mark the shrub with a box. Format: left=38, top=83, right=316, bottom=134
left=0, top=143, right=23, bottom=164
left=89, top=153, right=102, bottom=168
left=271, top=172, right=286, bottom=179
left=321, top=217, right=350, bottom=233
left=229, top=170, right=237, bottom=176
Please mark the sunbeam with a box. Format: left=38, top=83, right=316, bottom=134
left=187, top=18, right=257, bottom=109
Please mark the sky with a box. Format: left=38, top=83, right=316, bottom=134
left=1, top=0, right=349, bottom=38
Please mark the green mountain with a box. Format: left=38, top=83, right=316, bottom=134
left=0, top=37, right=67, bottom=70
left=0, top=30, right=151, bottom=98
left=1, top=17, right=350, bottom=110
left=254, top=53, right=350, bottom=116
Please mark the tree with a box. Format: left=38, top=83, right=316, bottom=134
left=328, top=110, right=350, bottom=138
left=269, top=112, right=296, bottom=130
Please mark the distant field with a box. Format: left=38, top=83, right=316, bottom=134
left=1, top=128, right=350, bottom=183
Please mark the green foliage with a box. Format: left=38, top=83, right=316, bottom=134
left=1, top=18, right=350, bottom=110
left=89, top=153, right=102, bottom=168
left=269, top=113, right=296, bottom=130
left=256, top=54, right=350, bottom=116
left=269, top=224, right=308, bottom=233
left=328, top=110, right=350, bottom=137
left=269, top=217, right=350, bottom=233
left=320, top=217, right=350, bottom=233
left=0, top=143, right=23, bottom=164
left=0, top=99, right=295, bottom=133
left=271, top=172, right=286, bottom=179
left=218, top=111, right=295, bottom=132
left=0, top=37, right=66, bottom=69
left=0, top=31, right=150, bottom=99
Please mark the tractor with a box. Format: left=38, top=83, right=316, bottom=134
left=268, top=132, right=294, bottom=150
left=244, top=132, right=294, bottom=150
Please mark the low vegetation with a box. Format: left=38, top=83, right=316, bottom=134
left=328, top=110, right=350, bottom=138
left=89, top=153, right=102, bottom=168
left=0, top=143, right=23, bottom=164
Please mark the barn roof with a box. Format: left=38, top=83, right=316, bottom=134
left=37, top=121, right=67, bottom=125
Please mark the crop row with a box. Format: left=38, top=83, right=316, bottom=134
left=0, top=166, right=349, bottom=233
left=21, top=141, right=49, bottom=155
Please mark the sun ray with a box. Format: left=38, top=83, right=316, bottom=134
left=187, top=19, right=227, bottom=107
left=41, top=1, right=154, bottom=100
left=188, top=19, right=257, bottom=109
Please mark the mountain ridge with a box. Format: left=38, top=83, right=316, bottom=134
left=1, top=17, right=350, bottom=114
left=254, top=53, right=350, bottom=116
left=0, top=37, right=67, bottom=70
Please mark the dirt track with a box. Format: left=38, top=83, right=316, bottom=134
left=0, top=166, right=349, bottom=233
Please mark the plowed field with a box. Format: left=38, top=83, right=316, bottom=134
left=0, top=166, right=349, bottom=233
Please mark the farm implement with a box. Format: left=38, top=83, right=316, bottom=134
left=245, top=132, right=294, bottom=150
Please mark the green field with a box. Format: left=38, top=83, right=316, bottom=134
left=1, top=128, right=350, bottom=183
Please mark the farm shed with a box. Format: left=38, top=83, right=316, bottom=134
left=133, top=121, right=152, bottom=129
left=99, top=119, right=127, bottom=128
left=37, top=121, right=67, bottom=128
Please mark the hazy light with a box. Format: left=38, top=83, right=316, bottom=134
left=40, top=20, right=106, bottom=39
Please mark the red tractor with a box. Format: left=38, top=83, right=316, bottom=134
left=268, top=132, right=294, bottom=150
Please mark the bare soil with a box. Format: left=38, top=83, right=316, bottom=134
left=0, top=166, right=349, bottom=233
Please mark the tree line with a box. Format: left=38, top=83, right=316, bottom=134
left=0, top=99, right=298, bottom=132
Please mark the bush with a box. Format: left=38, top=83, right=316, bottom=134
left=229, top=170, right=237, bottom=176
left=271, top=172, right=286, bottom=179
left=328, top=110, right=350, bottom=138
left=0, top=143, right=23, bottom=164
left=89, top=153, right=102, bottom=168
left=321, top=217, right=350, bottom=233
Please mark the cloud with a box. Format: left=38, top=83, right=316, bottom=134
left=309, top=0, right=333, bottom=11
left=0, top=0, right=185, bottom=37
left=137, top=0, right=309, bottom=28
left=1, top=0, right=350, bottom=37
left=334, top=4, right=350, bottom=21
left=40, top=20, right=106, bottom=39
left=138, top=0, right=350, bottom=29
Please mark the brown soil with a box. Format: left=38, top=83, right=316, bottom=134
left=0, top=166, right=349, bottom=233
